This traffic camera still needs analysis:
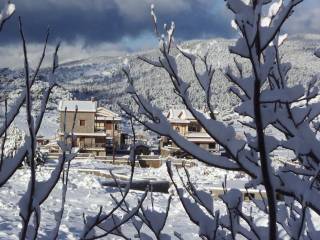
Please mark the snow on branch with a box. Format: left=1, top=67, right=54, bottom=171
left=0, top=14, right=69, bottom=238
left=81, top=118, right=149, bottom=239
left=120, top=98, right=241, bottom=170
left=0, top=28, right=50, bottom=138
left=166, top=161, right=220, bottom=239
left=121, top=2, right=320, bottom=239
left=0, top=32, right=60, bottom=188
left=0, top=0, right=15, bottom=31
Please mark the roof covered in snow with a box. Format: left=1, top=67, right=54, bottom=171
left=186, top=132, right=215, bottom=143
left=96, top=107, right=121, bottom=121
left=58, top=100, right=97, bottom=112
left=166, top=109, right=210, bottom=122
left=186, top=132, right=212, bottom=138
left=166, top=109, right=191, bottom=122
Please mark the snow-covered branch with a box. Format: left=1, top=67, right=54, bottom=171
left=0, top=0, right=15, bottom=31
left=0, top=28, right=50, bottom=138
left=122, top=2, right=320, bottom=239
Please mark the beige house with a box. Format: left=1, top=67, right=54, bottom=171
left=58, top=100, right=121, bottom=156
left=161, top=109, right=219, bottom=156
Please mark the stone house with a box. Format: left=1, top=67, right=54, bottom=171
left=58, top=100, right=121, bottom=156
left=161, top=109, right=219, bottom=156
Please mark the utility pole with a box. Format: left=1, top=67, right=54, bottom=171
left=112, top=116, right=115, bottom=164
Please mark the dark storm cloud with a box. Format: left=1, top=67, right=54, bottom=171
left=0, top=0, right=234, bottom=45
left=0, top=0, right=319, bottom=69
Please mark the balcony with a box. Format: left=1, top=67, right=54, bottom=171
left=79, top=142, right=106, bottom=149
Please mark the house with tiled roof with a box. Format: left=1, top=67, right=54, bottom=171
left=161, top=109, right=219, bottom=156
left=58, top=99, right=121, bottom=156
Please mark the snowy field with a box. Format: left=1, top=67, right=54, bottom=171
left=0, top=160, right=266, bottom=239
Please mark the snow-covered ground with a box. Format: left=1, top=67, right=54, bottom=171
left=0, top=160, right=263, bottom=239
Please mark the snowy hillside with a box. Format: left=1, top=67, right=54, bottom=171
left=1, top=35, right=320, bottom=137
left=53, top=35, right=320, bottom=113
left=0, top=68, right=72, bottom=138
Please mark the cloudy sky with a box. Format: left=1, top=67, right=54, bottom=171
left=0, top=0, right=319, bottom=68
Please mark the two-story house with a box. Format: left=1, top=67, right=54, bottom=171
left=161, top=109, right=219, bottom=156
left=58, top=100, right=121, bottom=156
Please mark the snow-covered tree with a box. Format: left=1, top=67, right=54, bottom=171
left=0, top=4, right=162, bottom=239
left=0, top=3, right=79, bottom=238
left=121, top=1, right=320, bottom=239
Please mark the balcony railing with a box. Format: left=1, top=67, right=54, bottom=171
left=94, top=128, right=120, bottom=136
left=79, top=143, right=106, bottom=149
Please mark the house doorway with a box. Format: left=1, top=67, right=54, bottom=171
left=79, top=137, right=85, bottom=148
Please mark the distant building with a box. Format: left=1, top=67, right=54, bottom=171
left=36, top=135, right=50, bottom=146
left=161, top=109, right=219, bottom=157
left=58, top=100, right=121, bottom=156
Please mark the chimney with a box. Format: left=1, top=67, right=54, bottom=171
left=91, top=97, right=95, bottom=102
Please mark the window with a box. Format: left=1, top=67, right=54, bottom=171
left=209, top=143, right=216, bottom=149
left=106, top=122, right=112, bottom=130
left=188, top=124, right=201, bottom=132
left=95, top=122, right=104, bottom=131
left=96, top=137, right=105, bottom=143
left=80, top=120, right=85, bottom=126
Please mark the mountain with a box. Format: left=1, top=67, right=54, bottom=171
left=53, top=35, right=320, bottom=113
left=1, top=35, right=320, bottom=137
